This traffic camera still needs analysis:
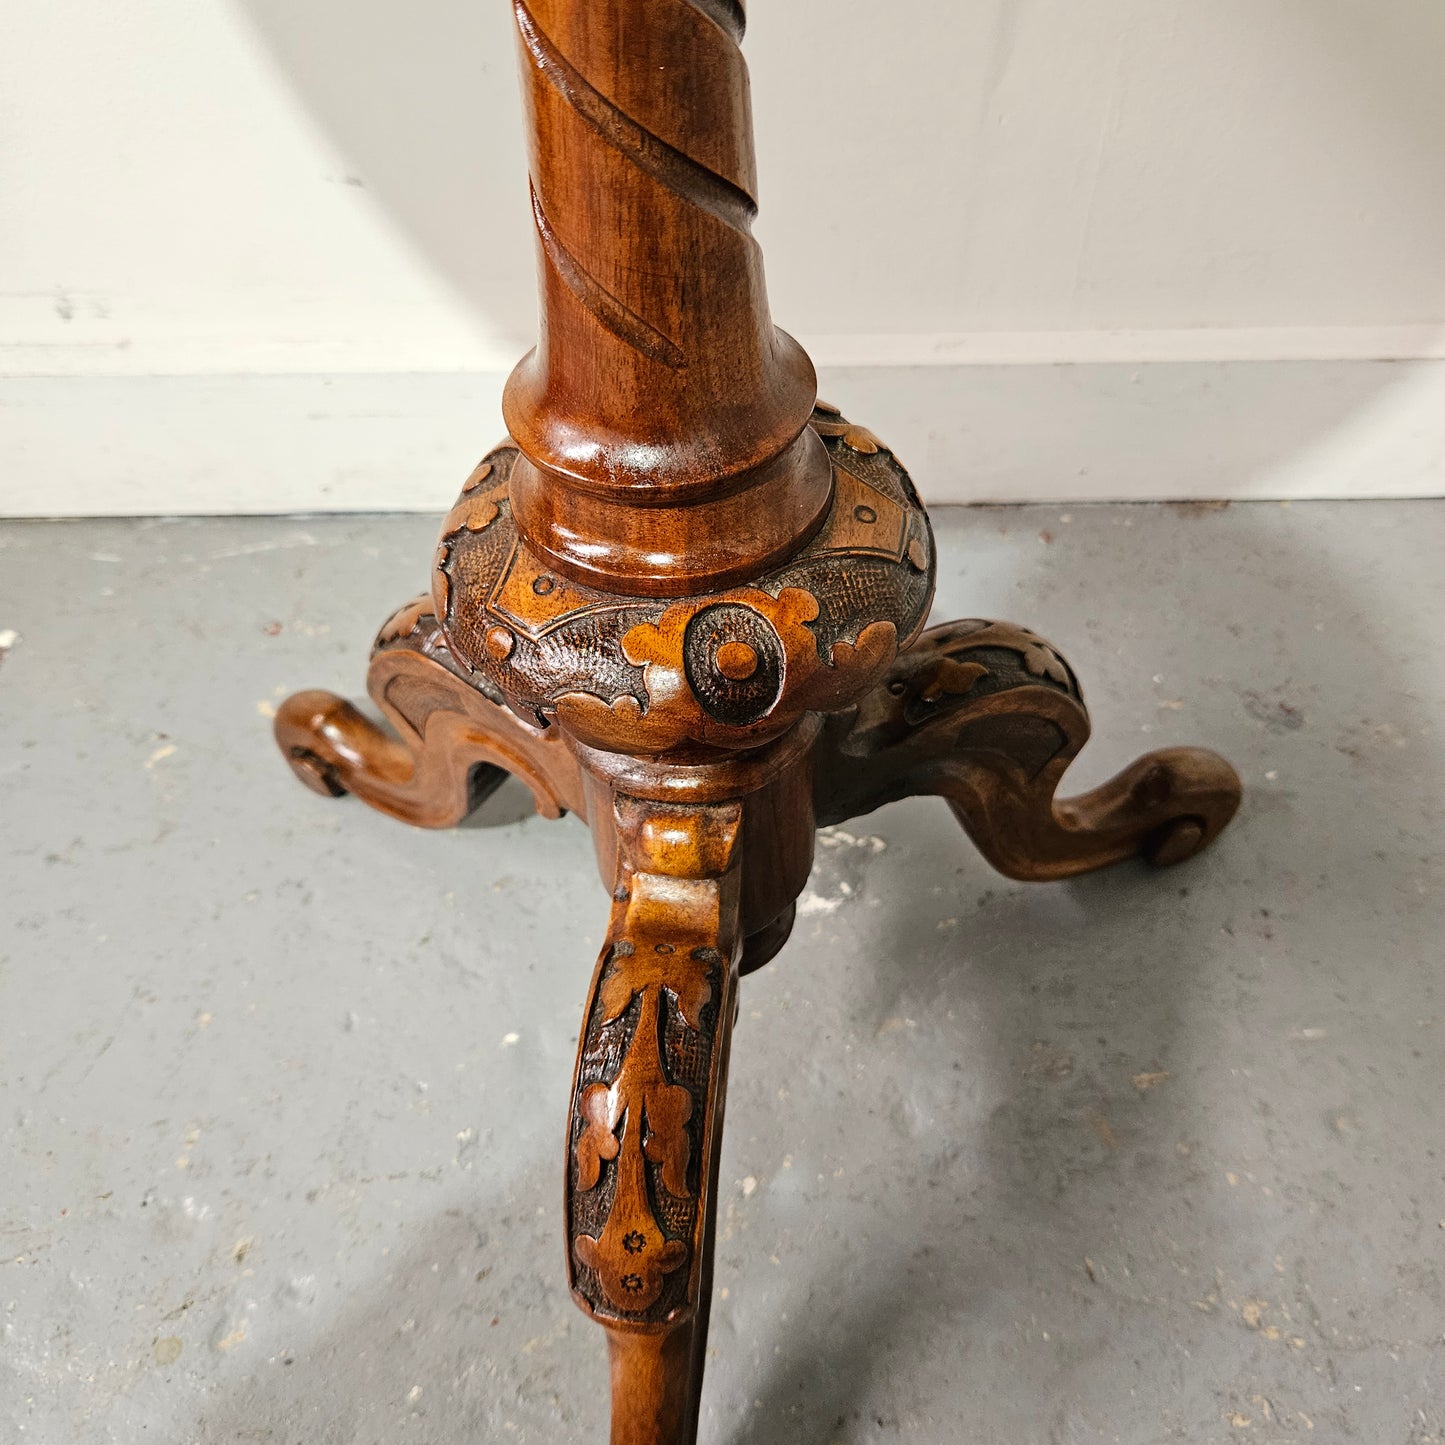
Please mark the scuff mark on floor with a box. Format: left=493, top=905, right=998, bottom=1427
left=209, top=533, right=317, bottom=560
left=799, top=825, right=889, bottom=916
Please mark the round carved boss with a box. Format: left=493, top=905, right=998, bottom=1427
left=682, top=604, right=785, bottom=726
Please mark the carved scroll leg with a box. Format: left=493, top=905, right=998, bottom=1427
left=814, top=620, right=1243, bottom=882
left=567, top=795, right=744, bottom=1445
left=274, top=600, right=584, bottom=828
left=946, top=741, right=1242, bottom=879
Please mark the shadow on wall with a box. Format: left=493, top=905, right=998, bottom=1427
left=236, top=0, right=539, bottom=351
left=230, top=0, right=1445, bottom=500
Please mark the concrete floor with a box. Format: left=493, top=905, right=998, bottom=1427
left=2, top=501, right=1443, bottom=1445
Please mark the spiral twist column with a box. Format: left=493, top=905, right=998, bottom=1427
left=504, top=0, right=833, bottom=596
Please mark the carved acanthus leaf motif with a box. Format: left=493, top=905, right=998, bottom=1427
left=574, top=1203, right=688, bottom=1314
left=580, top=955, right=709, bottom=1204
left=555, top=587, right=900, bottom=753
left=598, top=952, right=714, bottom=1032
left=576, top=1083, right=623, bottom=1192
left=376, top=596, right=434, bottom=647
left=1021, top=639, right=1070, bottom=686
left=431, top=544, right=453, bottom=639
left=573, top=944, right=717, bottom=1313
left=461, top=459, right=494, bottom=494
left=917, top=658, right=989, bottom=703
left=440, top=478, right=509, bottom=543
left=436, top=412, right=933, bottom=743
left=810, top=417, right=883, bottom=454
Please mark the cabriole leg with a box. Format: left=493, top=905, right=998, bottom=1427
left=273, top=597, right=583, bottom=828
left=566, top=794, right=745, bottom=1444
left=814, top=619, right=1243, bottom=880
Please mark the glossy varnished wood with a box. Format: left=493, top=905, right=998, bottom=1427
left=504, top=0, right=830, bottom=596
left=273, top=3, right=1244, bottom=1440
left=814, top=620, right=1242, bottom=877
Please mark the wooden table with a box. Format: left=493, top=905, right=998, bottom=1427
left=274, top=4, right=1242, bottom=1439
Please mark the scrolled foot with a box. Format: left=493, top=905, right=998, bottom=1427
left=274, top=597, right=583, bottom=829
left=277, top=688, right=402, bottom=800
left=814, top=619, right=1242, bottom=881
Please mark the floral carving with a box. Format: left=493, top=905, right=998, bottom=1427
left=461, top=459, right=493, bottom=494
left=1020, top=634, right=1071, bottom=686
left=810, top=399, right=883, bottom=454
left=429, top=410, right=931, bottom=747
left=376, top=596, right=434, bottom=647
left=440, top=471, right=509, bottom=543
left=916, top=657, right=989, bottom=704
left=572, top=943, right=718, bottom=1314
left=554, top=588, right=899, bottom=753
left=810, top=415, right=882, bottom=454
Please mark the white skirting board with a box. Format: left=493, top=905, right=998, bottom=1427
left=3, top=359, right=1444, bottom=516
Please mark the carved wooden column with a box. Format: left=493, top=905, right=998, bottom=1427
left=505, top=0, right=831, bottom=598
left=273, top=3, right=1243, bottom=1439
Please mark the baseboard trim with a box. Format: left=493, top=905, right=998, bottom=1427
left=3, top=359, right=1443, bottom=516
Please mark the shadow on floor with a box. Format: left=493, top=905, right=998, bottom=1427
left=179, top=500, right=1445, bottom=1443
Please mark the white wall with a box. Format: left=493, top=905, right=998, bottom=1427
left=3, top=0, right=1444, bottom=513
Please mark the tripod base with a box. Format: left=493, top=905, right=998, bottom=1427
left=275, top=413, right=1241, bottom=1444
